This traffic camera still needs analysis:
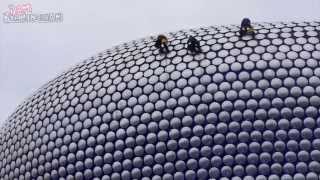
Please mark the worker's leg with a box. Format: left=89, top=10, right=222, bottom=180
left=188, top=43, right=194, bottom=53
left=164, top=44, right=169, bottom=53
left=159, top=47, right=164, bottom=54
left=240, top=29, right=244, bottom=37
left=196, top=44, right=201, bottom=53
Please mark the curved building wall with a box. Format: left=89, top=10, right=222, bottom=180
left=1, top=21, right=320, bottom=179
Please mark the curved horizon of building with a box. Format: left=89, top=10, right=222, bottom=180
left=1, top=21, right=320, bottom=180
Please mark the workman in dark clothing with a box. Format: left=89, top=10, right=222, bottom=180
left=155, top=34, right=169, bottom=54
left=187, top=36, right=202, bottom=54
left=240, top=18, right=255, bottom=37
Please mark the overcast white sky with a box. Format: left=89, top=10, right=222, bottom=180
left=0, top=0, right=320, bottom=126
